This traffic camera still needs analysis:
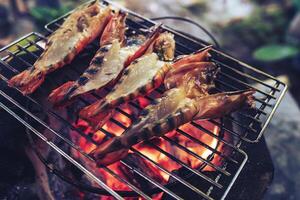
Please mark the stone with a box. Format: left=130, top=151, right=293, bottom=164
left=264, top=91, right=300, bottom=200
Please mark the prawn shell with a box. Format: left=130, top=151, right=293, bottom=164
left=8, top=1, right=113, bottom=94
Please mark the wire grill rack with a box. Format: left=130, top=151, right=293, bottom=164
left=0, top=0, right=287, bottom=199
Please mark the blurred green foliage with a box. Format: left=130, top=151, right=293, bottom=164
left=293, top=0, right=300, bottom=11
left=253, top=44, right=299, bottom=62
left=29, top=5, right=72, bottom=26
left=218, top=0, right=300, bottom=63
left=251, top=1, right=300, bottom=62
left=225, top=4, right=289, bottom=47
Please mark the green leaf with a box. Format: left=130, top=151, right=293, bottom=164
left=253, top=44, right=299, bottom=62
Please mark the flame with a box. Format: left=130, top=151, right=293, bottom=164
left=70, top=103, right=225, bottom=199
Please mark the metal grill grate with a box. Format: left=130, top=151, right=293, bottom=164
left=0, top=1, right=286, bottom=199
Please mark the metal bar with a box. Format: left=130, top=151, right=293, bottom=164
left=16, top=44, right=39, bottom=59
left=6, top=50, right=34, bottom=68
left=208, top=119, right=247, bottom=140
left=174, top=129, right=238, bottom=164
left=218, top=72, right=276, bottom=99
left=212, top=59, right=280, bottom=92
left=220, top=150, right=248, bottom=200
left=99, top=125, right=213, bottom=200
left=162, top=136, right=231, bottom=176
left=189, top=122, right=239, bottom=149
left=215, top=79, right=268, bottom=115
left=243, top=82, right=288, bottom=143
left=0, top=59, right=20, bottom=73
left=109, top=116, right=230, bottom=177
left=149, top=143, right=223, bottom=189
left=109, top=118, right=223, bottom=189
left=132, top=148, right=214, bottom=200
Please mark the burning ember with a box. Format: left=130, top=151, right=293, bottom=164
left=69, top=95, right=226, bottom=199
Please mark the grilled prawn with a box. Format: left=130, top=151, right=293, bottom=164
left=89, top=52, right=255, bottom=166
left=8, top=1, right=112, bottom=95
left=79, top=46, right=211, bottom=128
left=79, top=31, right=175, bottom=127
left=48, top=10, right=128, bottom=105
left=48, top=17, right=163, bottom=105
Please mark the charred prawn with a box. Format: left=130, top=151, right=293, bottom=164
left=9, top=1, right=112, bottom=94
left=89, top=47, right=255, bottom=166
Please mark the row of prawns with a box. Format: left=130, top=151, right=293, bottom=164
left=8, top=0, right=255, bottom=167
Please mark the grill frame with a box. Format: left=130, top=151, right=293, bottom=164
left=0, top=0, right=287, bottom=199
left=0, top=32, right=247, bottom=200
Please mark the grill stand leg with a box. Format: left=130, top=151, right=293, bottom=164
left=227, top=137, right=274, bottom=200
